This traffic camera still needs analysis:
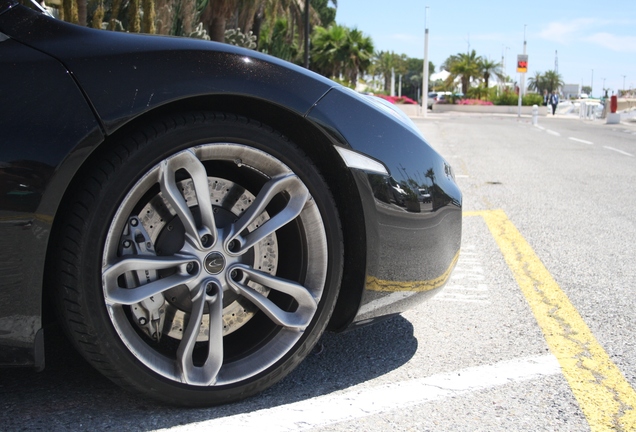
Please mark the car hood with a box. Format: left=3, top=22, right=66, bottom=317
left=0, top=4, right=336, bottom=134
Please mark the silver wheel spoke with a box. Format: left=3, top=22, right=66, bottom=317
left=226, top=173, right=309, bottom=255
left=103, top=255, right=195, bottom=305
left=160, top=150, right=216, bottom=249
left=103, top=142, right=329, bottom=388
left=177, top=282, right=224, bottom=386
left=228, top=264, right=317, bottom=329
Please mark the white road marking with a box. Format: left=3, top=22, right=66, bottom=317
left=436, top=246, right=490, bottom=303
left=547, top=129, right=561, bottom=136
left=534, top=125, right=546, bottom=130
left=604, top=146, right=634, bottom=157
left=456, top=174, right=470, bottom=178
left=157, top=355, right=560, bottom=432
left=568, top=137, right=593, bottom=145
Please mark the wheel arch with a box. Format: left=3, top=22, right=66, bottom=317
left=44, top=94, right=367, bottom=333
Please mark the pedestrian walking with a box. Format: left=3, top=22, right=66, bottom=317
left=549, top=90, right=559, bottom=115
left=543, top=89, right=549, bottom=107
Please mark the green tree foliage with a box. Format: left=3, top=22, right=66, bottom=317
left=445, top=50, right=482, bottom=95
left=142, top=0, right=156, bottom=33
left=403, top=57, right=435, bottom=100
left=493, top=90, right=544, bottom=106
left=527, top=71, right=545, bottom=93
left=528, top=70, right=564, bottom=94
left=342, top=28, right=374, bottom=85
left=91, top=2, right=104, bottom=28
left=311, top=24, right=347, bottom=78
left=478, top=58, right=504, bottom=90
left=259, top=18, right=298, bottom=60
left=128, top=0, right=141, bottom=32
left=542, top=70, right=564, bottom=93
left=54, top=0, right=205, bottom=35
left=200, top=0, right=236, bottom=41
left=62, top=0, right=79, bottom=23
left=311, top=0, right=336, bottom=27
left=370, top=51, right=402, bottom=93
left=310, top=24, right=373, bottom=87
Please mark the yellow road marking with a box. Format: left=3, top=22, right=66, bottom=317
left=367, top=251, right=460, bottom=292
left=466, top=209, right=636, bottom=431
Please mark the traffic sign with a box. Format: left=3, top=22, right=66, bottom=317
left=517, top=54, right=528, bottom=73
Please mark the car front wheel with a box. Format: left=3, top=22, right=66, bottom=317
left=52, top=112, right=343, bottom=406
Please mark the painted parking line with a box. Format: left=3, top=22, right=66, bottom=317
left=435, top=244, right=490, bottom=303
left=465, top=209, right=636, bottom=431
left=157, top=355, right=560, bottom=432
left=569, top=137, right=594, bottom=145
left=604, top=146, right=634, bottom=157
left=546, top=129, right=561, bottom=136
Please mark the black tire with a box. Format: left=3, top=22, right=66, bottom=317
left=52, top=112, right=343, bottom=406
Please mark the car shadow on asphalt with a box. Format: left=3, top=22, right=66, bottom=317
left=0, top=316, right=417, bottom=430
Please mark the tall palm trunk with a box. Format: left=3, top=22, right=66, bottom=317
left=201, top=0, right=237, bottom=42
left=77, top=0, right=87, bottom=25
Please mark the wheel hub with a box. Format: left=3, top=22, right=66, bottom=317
left=204, top=252, right=225, bottom=275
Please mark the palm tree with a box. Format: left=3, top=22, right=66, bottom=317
left=259, top=17, right=299, bottom=60
left=370, top=51, right=404, bottom=93
left=62, top=0, right=78, bottom=23
left=235, top=0, right=266, bottom=35
left=200, top=0, right=237, bottom=41
left=311, top=24, right=347, bottom=78
left=310, top=25, right=373, bottom=87
left=542, top=70, right=564, bottom=93
left=479, top=58, right=505, bottom=90
left=527, top=71, right=545, bottom=93
left=446, top=50, right=481, bottom=95
left=342, top=28, right=374, bottom=86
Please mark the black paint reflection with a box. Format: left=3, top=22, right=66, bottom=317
left=0, top=160, right=54, bottom=213
left=368, top=168, right=456, bottom=214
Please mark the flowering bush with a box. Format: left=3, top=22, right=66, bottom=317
left=456, top=99, right=493, bottom=106
left=376, top=94, right=418, bottom=105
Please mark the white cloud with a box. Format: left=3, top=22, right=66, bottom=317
left=583, top=33, right=636, bottom=53
left=537, top=18, right=597, bottom=44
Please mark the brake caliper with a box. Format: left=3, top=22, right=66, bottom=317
left=120, top=216, right=166, bottom=341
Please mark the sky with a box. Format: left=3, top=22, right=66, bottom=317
left=334, top=0, right=636, bottom=96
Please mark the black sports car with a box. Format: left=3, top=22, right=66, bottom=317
left=0, top=0, right=461, bottom=406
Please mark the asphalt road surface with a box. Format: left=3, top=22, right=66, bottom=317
left=2, top=112, right=635, bottom=431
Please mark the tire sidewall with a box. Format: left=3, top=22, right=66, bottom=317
left=58, top=113, right=343, bottom=406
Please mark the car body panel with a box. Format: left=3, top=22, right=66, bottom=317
left=0, top=33, right=104, bottom=368
left=307, top=87, right=462, bottom=326
left=1, top=5, right=335, bottom=135
left=0, top=4, right=461, bottom=369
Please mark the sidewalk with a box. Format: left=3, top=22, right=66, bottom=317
left=407, top=107, right=636, bottom=132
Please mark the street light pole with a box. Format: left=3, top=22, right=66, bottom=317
left=522, top=25, right=527, bottom=96
left=591, top=69, right=593, bottom=97
left=517, top=25, right=526, bottom=118
left=603, top=77, right=606, bottom=97
left=422, top=6, right=430, bottom=117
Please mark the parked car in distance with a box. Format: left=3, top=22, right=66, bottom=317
left=427, top=91, right=452, bottom=109
left=0, top=0, right=462, bottom=407
left=419, top=188, right=432, bottom=203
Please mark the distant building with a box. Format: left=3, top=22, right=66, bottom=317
left=562, top=84, right=581, bottom=99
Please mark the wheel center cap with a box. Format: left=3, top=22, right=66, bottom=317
left=204, top=252, right=225, bottom=275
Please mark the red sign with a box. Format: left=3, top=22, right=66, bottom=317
left=517, top=55, right=528, bottom=73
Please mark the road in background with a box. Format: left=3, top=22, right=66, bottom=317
left=1, top=113, right=634, bottom=431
